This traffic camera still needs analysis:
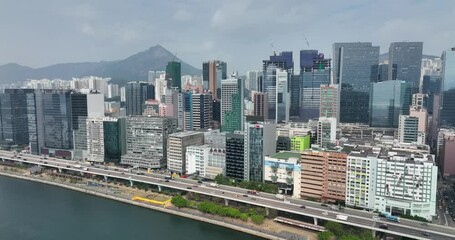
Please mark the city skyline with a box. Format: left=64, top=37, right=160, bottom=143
left=1, top=0, right=454, bottom=74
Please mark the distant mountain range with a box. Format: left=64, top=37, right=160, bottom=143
left=379, top=53, right=439, bottom=63
left=0, top=45, right=201, bottom=85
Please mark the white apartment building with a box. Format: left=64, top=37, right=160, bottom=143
left=345, top=150, right=379, bottom=210
left=264, top=151, right=301, bottom=198
left=374, top=153, right=437, bottom=221
left=86, top=118, right=104, bottom=162
left=167, top=131, right=204, bottom=174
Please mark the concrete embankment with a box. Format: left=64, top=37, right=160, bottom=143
left=0, top=172, right=285, bottom=240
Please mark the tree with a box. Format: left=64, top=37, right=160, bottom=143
left=251, top=214, right=265, bottom=225
left=239, top=213, right=248, bottom=222
left=171, top=195, right=188, bottom=208
left=317, top=231, right=333, bottom=240
left=324, top=221, right=344, bottom=237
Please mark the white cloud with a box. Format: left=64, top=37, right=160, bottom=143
left=173, top=9, right=192, bottom=21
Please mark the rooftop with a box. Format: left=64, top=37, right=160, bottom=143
left=270, top=151, right=301, bottom=160
left=169, top=131, right=204, bottom=137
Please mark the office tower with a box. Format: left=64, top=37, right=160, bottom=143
left=42, top=91, right=73, bottom=150
left=422, top=75, right=442, bottom=114
left=410, top=94, right=428, bottom=141
left=143, top=99, right=160, bottom=116
left=289, top=74, right=301, bottom=119
left=154, top=75, right=167, bottom=102
left=121, top=116, right=177, bottom=169
left=167, top=131, right=205, bottom=174
left=375, top=154, right=437, bottom=221
left=300, top=150, right=347, bottom=202
left=398, top=115, right=419, bottom=143
left=202, top=60, right=227, bottom=99
left=246, top=70, right=260, bottom=91
left=317, top=117, right=336, bottom=148
left=375, top=63, right=397, bottom=82
left=244, top=118, right=276, bottom=181
left=264, top=152, right=301, bottom=197
left=440, top=132, right=455, bottom=176
left=212, top=99, right=221, bottom=128
left=262, top=51, right=293, bottom=120
left=26, top=90, right=44, bottom=155
left=125, top=81, right=153, bottom=116
left=333, top=42, right=380, bottom=124
left=0, top=89, right=34, bottom=146
left=299, top=50, right=331, bottom=121
left=221, top=77, right=244, bottom=132
left=171, top=90, right=185, bottom=129
left=103, top=117, right=126, bottom=163
left=184, top=92, right=213, bottom=131
left=276, top=136, right=291, bottom=152
left=250, top=91, right=268, bottom=118
left=166, top=61, right=182, bottom=91
left=369, top=80, right=412, bottom=128
left=225, top=133, right=245, bottom=180
left=345, top=148, right=379, bottom=210
left=186, top=144, right=226, bottom=179
left=319, top=84, right=339, bottom=122
left=388, top=42, right=423, bottom=92
left=120, top=87, right=126, bottom=102
left=441, top=47, right=455, bottom=126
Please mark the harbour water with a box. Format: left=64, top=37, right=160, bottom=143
left=0, top=175, right=263, bottom=240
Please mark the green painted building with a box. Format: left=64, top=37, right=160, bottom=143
left=166, top=61, right=181, bottom=90
left=290, top=135, right=310, bottom=151
left=221, top=78, right=244, bottom=133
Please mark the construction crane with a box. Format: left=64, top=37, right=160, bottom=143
left=303, top=33, right=310, bottom=48
left=269, top=39, right=276, bottom=56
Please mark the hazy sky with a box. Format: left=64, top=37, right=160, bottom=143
left=1, top=0, right=454, bottom=74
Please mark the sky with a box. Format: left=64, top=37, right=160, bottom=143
left=0, top=0, right=454, bottom=74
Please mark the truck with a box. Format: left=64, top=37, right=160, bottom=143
left=275, top=194, right=285, bottom=200
left=247, top=190, right=259, bottom=195
left=386, top=215, right=400, bottom=223
left=74, top=164, right=82, bottom=169
left=209, top=183, right=220, bottom=188
left=336, top=214, right=348, bottom=221
left=82, top=167, right=88, bottom=171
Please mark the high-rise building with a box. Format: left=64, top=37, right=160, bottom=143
left=166, top=61, right=182, bottom=91
left=27, top=89, right=45, bottom=155
left=375, top=153, right=437, bottom=221
left=251, top=91, right=268, bottom=118
left=125, top=81, right=153, bottom=116
left=333, top=42, right=380, bottom=124
left=121, top=116, right=177, bottom=169
left=186, top=144, right=226, bottom=179
left=300, top=150, right=347, bottom=202
left=103, top=117, right=126, bottom=163
left=276, top=136, right=291, bottom=152
left=299, top=50, right=331, bottom=121
left=290, top=135, right=310, bottom=151
left=0, top=89, right=34, bottom=146
left=319, top=84, right=339, bottom=122
left=398, top=115, right=419, bottom=143
left=369, top=80, right=412, bottom=128
left=167, top=131, right=205, bottom=174
left=184, top=92, right=212, bottom=131
left=317, top=117, right=337, bottom=148
left=202, top=60, right=227, bottom=98
left=86, top=118, right=104, bottom=162
left=221, top=77, right=244, bottom=132
left=171, top=90, right=185, bottom=130
left=42, top=91, right=73, bottom=150
left=225, top=133, right=245, bottom=180
left=440, top=132, right=455, bottom=176
left=441, top=47, right=455, bottom=127
left=375, top=63, right=397, bottom=82
left=345, top=148, right=379, bottom=210
left=388, top=42, right=423, bottom=93
left=422, top=75, right=442, bottom=115
left=107, top=84, right=120, bottom=99
left=244, top=118, right=276, bottom=181
left=246, top=70, right=260, bottom=91
left=262, top=51, right=293, bottom=121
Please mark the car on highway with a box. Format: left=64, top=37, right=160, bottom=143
left=104, top=167, right=108, bottom=170
left=165, top=179, right=169, bottom=182
left=187, top=187, right=192, bottom=189
left=221, top=191, right=225, bottom=194
left=321, top=203, right=329, bottom=207
left=300, top=205, right=306, bottom=209
left=322, top=211, right=328, bottom=216
left=136, top=172, right=144, bottom=175
left=421, top=232, right=431, bottom=237
left=242, top=194, right=248, bottom=197
left=43, top=161, right=48, bottom=164
left=197, top=180, right=203, bottom=184
left=379, top=224, right=388, bottom=230
left=421, top=222, right=429, bottom=227
left=66, top=165, right=71, bottom=168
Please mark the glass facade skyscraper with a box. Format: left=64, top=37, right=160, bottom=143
left=369, top=80, right=412, bottom=128
left=125, top=81, right=153, bottom=116
left=299, top=50, right=331, bottom=122
left=422, top=75, right=442, bottom=115
left=202, top=60, right=227, bottom=99
left=42, top=91, right=73, bottom=149
left=103, top=118, right=126, bottom=163
left=221, top=77, right=244, bottom=132
left=225, top=133, right=245, bottom=180
left=333, top=42, right=380, bottom=124
left=166, top=61, right=182, bottom=91
left=441, top=48, right=455, bottom=126
left=388, top=42, right=423, bottom=93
